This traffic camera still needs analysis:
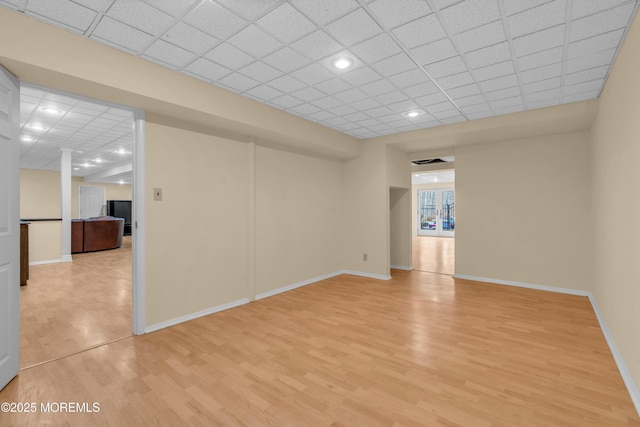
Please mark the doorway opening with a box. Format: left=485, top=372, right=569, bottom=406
left=18, top=83, right=144, bottom=369
left=412, top=169, right=455, bottom=275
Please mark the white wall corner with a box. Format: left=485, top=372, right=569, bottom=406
left=390, top=265, right=413, bottom=271
left=60, top=255, right=73, bottom=263
left=256, top=271, right=344, bottom=300
left=342, top=269, right=391, bottom=281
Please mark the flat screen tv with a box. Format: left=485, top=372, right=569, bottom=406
left=107, top=200, right=132, bottom=236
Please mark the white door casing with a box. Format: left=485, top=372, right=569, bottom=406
left=0, top=65, right=20, bottom=390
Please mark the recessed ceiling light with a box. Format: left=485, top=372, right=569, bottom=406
left=73, top=167, right=80, bottom=171
left=40, top=107, right=63, bottom=114
left=331, top=56, right=354, bottom=70
left=26, top=124, right=48, bottom=131
left=406, top=111, right=421, bottom=118
left=116, top=148, right=127, bottom=154
left=21, top=135, right=34, bottom=142
left=83, top=162, right=91, bottom=167
left=95, top=158, right=103, bottom=163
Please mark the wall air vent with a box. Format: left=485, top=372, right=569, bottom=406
left=412, top=158, right=447, bottom=165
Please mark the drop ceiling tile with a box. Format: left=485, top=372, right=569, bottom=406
left=375, top=91, right=410, bottom=105
left=372, top=53, right=418, bottom=77
left=227, top=25, right=282, bottom=58
left=525, top=88, right=561, bottom=102
left=490, top=96, right=524, bottom=109
left=424, top=56, right=468, bottom=78
left=106, top=0, right=174, bottom=36
left=26, top=0, right=97, bottom=32
left=312, top=96, right=344, bottom=110
left=369, top=123, right=394, bottom=133
left=502, top=0, right=551, bottom=16
left=289, top=0, right=360, bottom=26
left=341, top=67, right=383, bottom=86
left=410, top=38, right=458, bottom=65
left=460, top=102, right=492, bottom=114
left=567, top=29, right=625, bottom=59
left=527, top=97, right=561, bottom=110
left=204, top=43, right=255, bottom=69
left=402, top=80, right=440, bottom=97
left=184, top=58, right=231, bottom=82
left=464, top=41, right=511, bottom=69
left=355, top=118, right=381, bottom=127
left=140, top=0, right=198, bottom=18
left=183, top=1, right=247, bottom=39
left=368, top=0, right=432, bottom=29
left=331, top=105, right=359, bottom=116
left=520, top=62, right=562, bottom=84
left=486, top=86, right=521, bottom=101
left=479, top=74, right=519, bottom=92
left=267, top=75, right=307, bottom=93
left=344, top=111, right=371, bottom=122
left=365, top=106, right=394, bottom=118
left=91, top=16, right=154, bottom=52
left=517, top=46, right=563, bottom=71
left=307, top=110, right=337, bottom=121
left=257, top=3, right=316, bottom=43
left=359, top=79, right=397, bottom=97
left=565, top=48, right=616, bottom=73
left=269, top=95, right=304, bottom=109
left=508, top=0, right=566, bottom=38
left=238, top=62, right=283, bottom=82
left=472, top=60, right=515, bottom=81
left=290, top=63, right=334, bottom=85
left=313, top=78, right=352, bottom=95
left=523, top=77, right=561, bottom=94
left=562, top=90, right=601, bottom=103
left=144, top=39, right=197, bottom=68
left=352, top=33, right=403, bottom=63
left=213, top=0, right=282, bottom=20
left=570, top=3, right=636, bottom=42
left=446, top=83, right=482, bottom=99
left=392, top=14, right=446, bottom=49
left=389, top=69, right=431, bottom=88
left=424, top=100, right=456, bottom=112
left=565, top=65, right=610, bottom=86
left=563, top=79, right=605, bottom=95
left=290, top=86, right=326, bottom=102
left=324, top=9, right=382, bottom=46
left=334, top=88, right=368, bottom=104
left=439, top=0, right=501, bottom=34
left=433, top=110, right=465, bottom=121
left=162, top=22, right=219, bottom=55
left=571, top=0, right=632, bottom=20
left=291, top=30, right=343, bottom=61
left=436, top=71, right=474, bottom=90
left=493, top=103, right=525, bottom=115
left=414, top=92, right=448, bottom=106
left=262, top=47, right=311, bottom=73
left=513, top=24, right=566, bottom=57
left=454, top=20, right=506, bottom=53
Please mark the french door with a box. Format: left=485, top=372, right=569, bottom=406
left=417, top=189, right=455, bottom=237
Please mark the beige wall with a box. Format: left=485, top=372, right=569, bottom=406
left=455, top=131, right=592, bottom=291
left=387, top=145, right=412, bottom=269
left=145, top=123, right=250, bottom=326
left=590, top=11, right=640, bottom=389
left=255, top=146, right=343, bottom=294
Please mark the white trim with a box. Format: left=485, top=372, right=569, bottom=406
left=453, top=274, right=639, bottom=416
left=144, top=298, right=249, bottom=334
left=29, top=259, right=63, bottom=266
left=60, top=254, right=73, bottom=263
left=132, top=111, right=146, bottom=336
left=255, top=271, right=343, bottom=300
left=342, top=270, right=391, bottom=281
left=452, top=274, right=590, bottom=296
left=391, top=265, right=413, bottom=271
left=588, top=295, right=640, bottom=415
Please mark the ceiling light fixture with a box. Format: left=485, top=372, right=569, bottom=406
left=331, top=56, right=354, bottom=70
left=26, top=124, right=48, bottom=131
left=73, top=167, right=80, bottom=171
left=21, top=135, right=34, bottom=142
left=406, top=111, right=421, bottom=118
left=83, top=162, right=91, bottom=167
left=116, top=148, right=126, bottom=154
left=40, top=107, right=63, bottom=114
left=95, top=158, right=103, bottom=163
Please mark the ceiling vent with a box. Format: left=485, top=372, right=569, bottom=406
left=412, top=158, right=446, bottom=165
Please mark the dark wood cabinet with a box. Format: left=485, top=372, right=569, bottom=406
left=20, top=222, right=29, bottom=286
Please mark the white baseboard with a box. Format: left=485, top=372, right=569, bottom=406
left=452, top=274, right=590, bottom=296
left=255, top=271, right=344, bottom=300
left=453, top=274, right=639, bottom=416
left=144, top=298, right=249, bottom=334
left=391, top=265, right=413, bottom=271
left=29, top=258, right=63, bottom=266
left=61, top=254, right=73, bottom=263
left=342, top=269, right=391, bottom=280
left=588, top=295, right=640, bottom=415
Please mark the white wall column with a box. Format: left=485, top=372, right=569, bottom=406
left=60, top=148, right=73, bottom=262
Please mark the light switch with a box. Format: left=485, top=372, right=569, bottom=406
left=153, top=188, right=162, bottom=201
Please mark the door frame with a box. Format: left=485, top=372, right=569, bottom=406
left=78, top=185, right=105, bottom=218
left=417, top=188, right=455, bottom=237
left=21, top=82, right=146, bottom=336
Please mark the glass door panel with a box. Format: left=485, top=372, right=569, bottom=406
left=417, top=189, right=455, bottom=237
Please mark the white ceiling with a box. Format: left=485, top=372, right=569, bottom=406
left=20, top=85, right=134, bottom=184
left=2, top=0, right=638, bottom=142
left=413, top=169, right=455, bottom=185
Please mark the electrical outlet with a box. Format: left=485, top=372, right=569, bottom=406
left=153, top=188, right=162, bottom=201
left=363, top=253, right=367, bottom=261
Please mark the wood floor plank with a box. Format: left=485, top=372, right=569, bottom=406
left=2, top=255, right=638, bottom=426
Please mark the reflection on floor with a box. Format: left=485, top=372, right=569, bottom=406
left=19, top=236, right=132, bottom=369
left=412, top=236, right=454, bottom=275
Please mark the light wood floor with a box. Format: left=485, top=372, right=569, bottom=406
left=19, top=237, right=132, bottom=368
left=3, top=270, right=638, bottom=426
left=412, top=236, right=455, bottom=275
